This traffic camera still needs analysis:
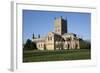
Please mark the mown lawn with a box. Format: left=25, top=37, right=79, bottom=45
left=23, top=49, right=91, bottom=62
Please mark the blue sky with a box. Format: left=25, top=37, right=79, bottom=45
left=23, top=10, right=91, bottom=43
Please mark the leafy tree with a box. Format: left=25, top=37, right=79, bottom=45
left=80, top=40, right=91, bottom=49
left=31, top=42, right=37, bottom=50
left=23, top=39, right=37, bottom=50
left=84, top=40, right=91, bottom=49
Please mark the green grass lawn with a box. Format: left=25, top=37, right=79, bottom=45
left=23, top=49, right=91, bottom=62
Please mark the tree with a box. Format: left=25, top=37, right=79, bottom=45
left=84, top=40, right=91, bottom=49
left=23, top=39, right=37, bottom=50
left=23, top=39, right=32, bottom=50
left=31, top=42, right=37, bottom=50
left=80, top=40, right=91, bottom=49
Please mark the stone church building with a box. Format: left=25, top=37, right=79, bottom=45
left=32, top=16, right=84, bottom=50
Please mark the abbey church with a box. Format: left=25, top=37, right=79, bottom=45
left=32, top=16, right=84, bottom=50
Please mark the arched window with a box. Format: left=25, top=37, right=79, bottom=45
left=50, top=37, right=52, bottom=40
left=67, top=44, right=69, bottom=49
left=48, top=37, right=52, bottom=41
left=75, top=44, right=78, bottom=49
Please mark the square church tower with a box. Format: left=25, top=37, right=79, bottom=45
left=54, top=16, right=67, bottom=35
